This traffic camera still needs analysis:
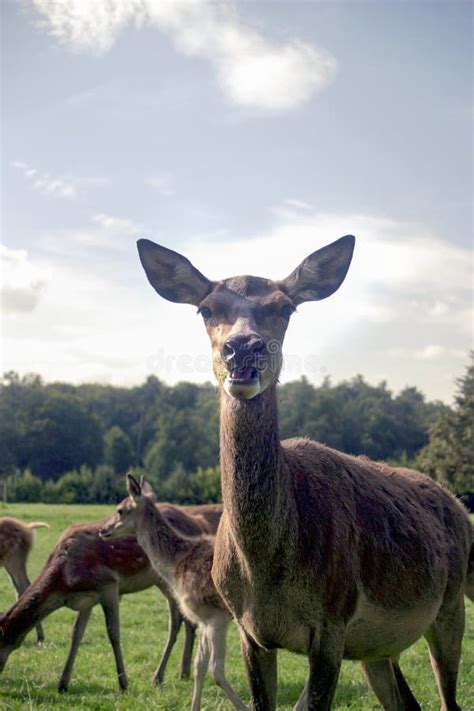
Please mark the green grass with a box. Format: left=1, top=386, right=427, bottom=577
left=0, top=503, right=472, bottom=710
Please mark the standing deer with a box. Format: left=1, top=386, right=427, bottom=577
left=100, top=474, right=249, bottom=711
left=136, top=236, right=473, bottom=711
left=0, top=517, right=49, bottom=643
left=0, top=503, right=222, bottom=692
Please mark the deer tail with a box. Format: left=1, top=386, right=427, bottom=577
left=27, top=521, right=50, bottom=530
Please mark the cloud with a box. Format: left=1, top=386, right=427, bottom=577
left=11, top=160, right=77, bottom=198
left=31, top=0, right=337, bottom=111
left=0, top=245, right=50, bottom=314
left=413, top=345, right=466, bottom=361
left=92, top=213, right=141, bottom=235
left=38, top=213, right=143, bottom=254
left=388, top=345, right=467, bottom=362
left=3, top=209, right=471, bottom=401
left=146, top=175, right=174, bottom=197
left=283, top=199, right=314, bottom=212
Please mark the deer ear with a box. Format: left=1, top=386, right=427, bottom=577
left=139, top=476, right=156, bottom=501
left=126, top=473, right=141, bottom=501
left=137, top=239, right=213, bottom=306
left=280, top=235, right=355, bottom=305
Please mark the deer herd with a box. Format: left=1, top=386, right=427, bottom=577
left=1, top=236, right=473, bottom=710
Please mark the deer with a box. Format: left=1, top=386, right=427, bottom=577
left=100, top=474, right=249, bottom=711
left=0, top=517, right=49, bottom=644
left=0, top=502, right=222, bottom=692
left=136, top=235, right=474, bottom=711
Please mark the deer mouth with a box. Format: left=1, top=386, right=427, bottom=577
left=225, top=366, right=262, bottom=399
left=229, top=366, right=260, bottom=384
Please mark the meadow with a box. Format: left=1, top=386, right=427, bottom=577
left=0, top=503, right=472, bottom=710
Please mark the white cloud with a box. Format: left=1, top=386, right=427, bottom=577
left=92, top=213, right=141, bottom=235
left=0, top=245, right=50, bottom=314
left=146, top=175, right=174, bottom=197
left=31, top=0, right=337, bottom=111
left=3, top=210, right=471, bottom=401
left=388, top=345, right=467, bottom=362
left=413, top=345, right=466, bottom=361
left=11, top=160, right=77, bottom=198
left=38, top=213, right=143, bottom=254
left=283, top=199, right=314, bottom=212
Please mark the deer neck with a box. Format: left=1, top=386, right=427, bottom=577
left=1, top=569, right=64, bottom=645
left=134, top=501, right=192, bottom=587
left=219, top=386, right=287, bottom=553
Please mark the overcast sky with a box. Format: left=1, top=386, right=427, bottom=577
left=1, top=0, right=472, bottom=402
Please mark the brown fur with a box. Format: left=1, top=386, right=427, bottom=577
left=136, top=237, right=473, bottom=711
left=0, top=517, right=49, bottom=643
left=0, top=503, right=222, bottom=692
left=100, top=479, right=248, bottom=711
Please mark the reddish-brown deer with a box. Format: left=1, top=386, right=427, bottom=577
left=0, top=503, right=222, bottom=692
left=137, top=236, right=473, bottom=711
left=0, top=517, right=49, bottom=643
left=100, top=474, right=249, bottom=711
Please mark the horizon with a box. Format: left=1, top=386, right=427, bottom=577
left=3, top=360, right=468, bottom=406
left=2, top=0, right=472, bottom=404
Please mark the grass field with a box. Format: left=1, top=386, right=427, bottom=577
left=0, top=503, right=472, bottom=710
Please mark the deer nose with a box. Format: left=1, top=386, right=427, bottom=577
left=223, top=335, right=266, bottom=364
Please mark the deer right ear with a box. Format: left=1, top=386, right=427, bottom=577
left=126, top=473, right=142, bottom=501
left=137, top=239, right=213, bottom=306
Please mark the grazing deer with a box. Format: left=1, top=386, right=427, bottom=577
left=137, top=236, right=473, bottom=711
left=0, top=517, right=49, bottom=643
left=0, top=503, right=222, bottom=692
left=100, top=474, right=249, bottom=711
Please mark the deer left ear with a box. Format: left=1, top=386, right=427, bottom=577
left=139, top=476, right=156, bottom=501
left=280, top=235, right=355, bottom=305
left=126, top=473, right=142, bottom=501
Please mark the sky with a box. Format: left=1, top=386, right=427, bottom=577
left=1, top=0, right=472, bottom=403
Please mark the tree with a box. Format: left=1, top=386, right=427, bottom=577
left=104, top=426, right=134, bottom=475
left=419, top=354, right=474, bottom=493
left=91, top=465, right=121, bottom=504
left=52, top=466, right=94, bottom=504
left=8, top=469, right=43, bottom=502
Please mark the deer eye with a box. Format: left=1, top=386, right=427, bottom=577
left=281, top=304, right=295, bottom=319
left=198, top=306, right=212, bottom=320
left=117, top=508, right=123, bottom=516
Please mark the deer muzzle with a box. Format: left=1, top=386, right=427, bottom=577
left=222, top=334, right=267, bottom=399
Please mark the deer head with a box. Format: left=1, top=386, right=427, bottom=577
left=100, top=474, right=156, bottom=540
left=137, top=235, right=355, bottom=400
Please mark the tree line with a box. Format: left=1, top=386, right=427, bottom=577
left=1, top=356, right=472, bottom=505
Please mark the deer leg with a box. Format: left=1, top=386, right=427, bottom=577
left=7, top=563, right=45, bottom=643
left=306, top=622, right=345, bottom=711
left=293, top=679, right=308, bottom=711
left=392, top=657, right=421, bottom=710
left=240, top=629, right=277, bottom=711
left=424, top=597, right=464, bottom=711
left=101, top=588, right=128, bottom=692
left=208, top=616, right=248, bottom=710
left=190, top=627, right=211, bottom=711
left=361, top=659, right=405, bottom=711
left=152, top=592, right=183, bottom=685
left=58, top=607, right=92, bottom=692
left=181, top=618, right=197, bottom=679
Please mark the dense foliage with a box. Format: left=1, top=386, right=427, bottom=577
left=419, top=353, right=474, bottom=501
left=1, top=363, right=469, bottom=505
